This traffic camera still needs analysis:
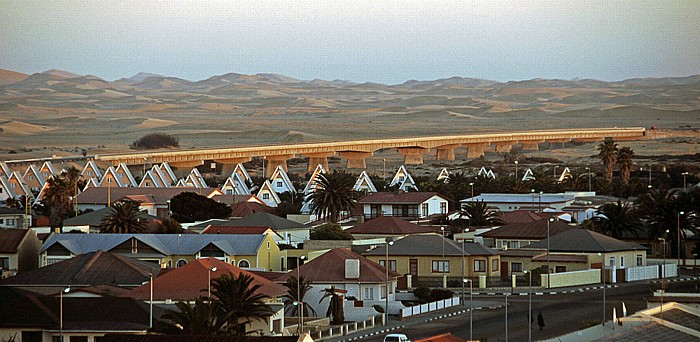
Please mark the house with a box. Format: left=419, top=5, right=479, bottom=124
left=39, top=232, right=283, bottom=271
left=6, top=172, right=27, bottom=197
left=231, top=200, right=276, bottom=218
left=100, top=166, right=129, bottom=187
left=258, top=180, right=282, bottom=207
left=0, top=228, right=41, bottom=276
left=138, top=168, right=166, bottom=188
left=477, top=167, right=496, bottom=179
left=437, top=168, right=450, bottom=182
left=522, top=229, right=648, bottom=273
left=0, top=162, right=12, bottom=178
left=22, top=165, right=45, bottom=192
left=353, top=171, right=377, bottom=193
left=359, top=192, right=450, bottom=220
left=389, top=165, right=418, bottom=192
left=346, top=216, right=438, bottom=240
left=232, top=163, right=252, bottom=184
left=221, top=172, right=252, bottom=195
left=0, top=176, right=19, bottom=204
left=300, top=165, right=325, bottom=214
left=276, top=248, right=403, bottom=320
left=75, top=186, right=222, bottom=214
left=0, top=207, right=29, bottom=229
left=557, top=167, right=571, bottom=182
left=80, top=160, right=103, bottom=181
left=201, top=226, right=282, bottom=239
left=521, top=168, right=535, bottom=181
left=61, top=206, right=160, bottom=233
left=460, top=193, right=576, bottom=212
left=226, top=212, right=310, bottom=246
left=38, top=161, right=58, bottom=180
left=270, top=165, right=297, bottom=195
left=363, top=233, right=500, bottom=288
left=477, top=218, right=576, bottom=250
left=0, top=250, right=160, bottom=292
left=126, top=258, right=287, bottom=336
left=114, top=163, right=138, bottom=187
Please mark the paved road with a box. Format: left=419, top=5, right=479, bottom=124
left=339, top=278, right=700, bottom=342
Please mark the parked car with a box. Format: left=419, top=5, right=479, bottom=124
left=384, top=334, right=410, bottom=342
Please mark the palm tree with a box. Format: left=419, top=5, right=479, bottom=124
left=43, top=175, right=70, bottom=230
left=320, top=286, right=344, bottom=325
left=155, top=297, right=228, bottom=335
left=616, top=147, right=635, bottom=186
left=282, top=276, right=317, bottom=317
left=458, top=200, right=503, bottom=227
left=307, top=171, right=360, bottom=223
left=635, top=188, right=683, bottom=256
left=597, top=139, right=618, bottom=184
left=210, top=272, right=273, bottom=334
left=593, top=201, right=642, bottom=239
left=98, top=200, right=147, bottom=233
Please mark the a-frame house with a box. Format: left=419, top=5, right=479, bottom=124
left=353, top=171, right=377, bottom=193
left=0, top=176, right=18, bottom=203
left=300, top=164, right=326, bottom=214
left=115, top=163, right=137, bottom=187
left=269, top=165, right=296, bottom=195
left=139, top=170, right=165, bottom=188
left=522, top=168, right=535, bottom=181
left=23, top=165, right=45, bottom=192
left=158, top=162, right=177, bottom=186
left=7, top=171, right=28, bottom=197
left=389, top=165, right=418, bottom=192
left=558, top=167, right=572, bottom=183
left=256, top=180, right=282, bottom=208
left=232, top=163, right=252, bottom=185
left=221, top=173, right=251, bottom=195
left=0, top=162, right=12, bottom=179
left=38, top=161, right=58, bottom=180
left=437, top=168, right=450, bottom=182
left=83, top=178, right=100, bottom=191
left=100, top=167, right=128, bottom=188
left=81, top=160, right=103, bottom=181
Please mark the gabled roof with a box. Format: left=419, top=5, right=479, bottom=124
left=364, top=233, right=498, bottom=256
left=359, top=191, right=449, bottom=205
left=211, top=194, right=259, bottom=205
left=83, top=177, right=100, bottom=190
left=81, top=160, right=103, bottom=179
left=7, top=171, right=27, bottom=196
left=0, top=162, right=12, bottom=178
left=0, top=228, right=32, bottom=253
left=276, top=248, right=401, bottom=284
left=522, top=229, right=648, bottom=253
left=522, top=168, right=535, bottom=181
left=221, top=173, right=251, bottom=195
left=558, top=167, right=571, bottom=182
left=23, top=164, right=45, bottom=187
left=257, top=180, right=282, bottom=207
left=127, top=258, right=286, bottom=300
left=150, top=165, right=170, bottom=187
left=100, top=166, right=128, bottom=187
left=0, top=176, right=18, bottom=199
left=228, top=212, right=306, bottom=231
left=138, top=170, right=164, bottom=188
left=303, top=164, right=326, bottom=195
left=233, top=163, right=252, bottom=183
left=0, top=251, right=159, bottom=287
left=353, top=170, right=377, bottom=193
left=201, top=226, right=282, bottom=238
left=39, top=161, right=58, bottom=177
left=158, top=162, right=177, bottom=186
left=269, top=165, right=296, bottom=194
left=437, top=168, right=450, bottom=181
left=477, top=219, right=575, bottom=240
left=496, top=210, right=548, bottom=224
left=189, top=168, right=208, bottom=188
left=76, top=187, right=222, bottom=205
left=63, top=206, right=158, bottom=227
left=389, top=165, right=418, bottom=191
left=115, top=163, right=138, bottom=187
left=231, top=201, right=275, bottom=217
left=347, top=216, right=438, bottom=235
left=183, top=173, right=203, bottom=188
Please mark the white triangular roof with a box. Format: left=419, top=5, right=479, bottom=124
left=522, top=168, right=535, bottom=181
left=390, top=165, right=418, bottom=191
left=353, top=170, right=377, bottom=193
left=558, top=167, right=572, bottom=183
left=269, top=165, right=296, bottom=194
left=100, top=167, right=128, bottom=187
left=0, top=162, right=12, bottom=178
left=115, top=163, right=137, bottom=187
left=256, top=179, right=282, bottom=207
left=33, top=181, right=49, bottom=206
left=478, top=166, right=488, bottom=176
left=23, top=164, right=46, bottom=188
left=139, top=170, right=164, bottom=188
left=0, top=175, right=17, bottom=200
left=158, top=162, right=177, bottom=186
left=221, top=173, right=251, bottom=195
left=39, top=161, right=58, bottom=178
left=81, top=160, right=103, bottom=180
left=149, top=165, right=170, bottom=188
left=486, top=169, right=496, bottom=179
left=184, top=174, right=203, bottom=188
left=437, top=168, right=450, bottom=182
left=175, top=179, right=188, bottom=187
left=7, top=171, right=28, bottom=196
left=303, top=164, right=326, bottom=195
left=232, top=163, right=252, bottom=184
left=189, top=168, right=208, bottom=188
left=83, top=177, right=100, bottom=191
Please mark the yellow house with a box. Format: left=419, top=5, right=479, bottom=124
left=363, top=233, right=500, bottom=287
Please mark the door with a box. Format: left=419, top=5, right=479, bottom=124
left=501, top=261, right=509, bottom=279
left=409, top=259, right=418, bottom=278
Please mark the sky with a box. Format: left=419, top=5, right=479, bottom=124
left=1, top=0, right=699, bottom=84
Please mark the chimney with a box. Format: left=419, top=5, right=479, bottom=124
left=345, top=259, right=360, bottom=279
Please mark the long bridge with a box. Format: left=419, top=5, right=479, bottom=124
left=90, top=127, right=646, bottom=176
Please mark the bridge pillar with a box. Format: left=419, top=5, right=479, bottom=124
left=302, top=152, right=335, bottom=172
left=265, top=154, right=296, bottom=177
left=574, top=137, right=603, bottom=143
left=548, top=138, right=571, bottom=149
left=435, top=144, right=458, bottom=161
left=338, top=151, right=373, bottom=169
left=397, top=147, right=427, bottom=165
left=216, top=157, right=252, bottom=176
left=466, top=144, right=487, bottom=158
left=494, top=142, right=515, bottom=153
left=521, top=141, right=542, bottom=151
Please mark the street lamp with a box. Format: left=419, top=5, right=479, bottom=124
left=208, top=267, right=217, bottom=299
left=440, top=227, right=446, bottom=288
left=598, top=252, right=606, bottom=327
left=385, top=237, right=394, bottom=325
left=461, top=229, right=469, bottom=305
left=678, top=211, right=685, bottom=265
left=585, top=167, right=591, bottom=192
left=149, top=271, right=153, bottom=329
left=383, top=158, right=386, bottom=182
left=297, top=255, right=306, bottom=333
left=504, top=292, right=510, bottom=342
left=546, top=217, right=553, bottom=288
left=524, top=270, right=532, bottom=342
left=515, top=160, right=519, bottom=181
left=682, top=172, right=689, bottom=192
left=463, top=278, right=473, bottom=341
left=538, top=191, right=543, bottom=212
left=469, top=182, right=474, bottom=202
left=60, top=287, right=70, bottom=341
left=659, top=233, right=668, bottom=319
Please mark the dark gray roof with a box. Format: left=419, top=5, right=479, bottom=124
left=0, top=207, right=23, bottom=215
left=363, top=233, right=498, bottom=257
left=522, top=229, right=647, bottom=253
left=228, top=212, right=307, bottom=230
left=63, top=207, right=157, bottom=226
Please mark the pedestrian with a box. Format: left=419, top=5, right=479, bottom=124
left=537, top=311, right=545, bottom=330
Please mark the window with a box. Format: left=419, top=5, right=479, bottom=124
left=474, top=260, right=486, bottom=272
left=0, top=257, right=9, bottom=269
left=87, top=170, right=93, bottom=176
left=399, top=176, right=404, bottom=182
left=10, top=183, right=15, bottom=188
left=381, top=285, right=387, bottom=299
left=364, top=287, right=374, bottom=300
left=28, top=175, right=34, bottom=180
left=440, top=202, right=447, bottom=214
left=511, top=262, right=522, bottom=273
left=70, top=336, right=88, bottom=342
left=272, top=319, right=282, bottom=334
left=262, top=193, right=270, bottom=199
left=176, top=259, right=187, bottom=267
left=492, top=259, right=499, bottom=271
left=555, top=266, right=567, bottom=273
left=379, top=260, right=397, bottom=272
left=6, top=219, right=14, bottom=227
left=238, top=260, right=250, bottom=268
left=608, top=257, right=615, bottom=267
left=131, top=239, right=138, bottom=253
left=636, top=254, right=643, bottom=266
left=421, top=203, right=428, bottom=216
left=620, top=256, right=625, bottom=268
left=225, top=189, right=233, bottom=195
left=432, top=260, right=450, bottom=273
left=276, top=181, right=282, bottom=187
left=43, top=171, right=49, bottom=177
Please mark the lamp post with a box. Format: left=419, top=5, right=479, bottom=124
left=60, top=287, right=70, bottom=341
left=383, top=158, right=386, bottom=182
left=504, top=293, right=510, bottom=342
left=208, top=267, right=217, bottom=299
left=553, top=165, right=558, bottom=179
left=524, top=270, right=532, bottom=342
left=262, top=156, right=266, bottom=178
left=461, top=229, right=469, bottom=305
left=463, top=278, right=473, bottom=341
left=682, top=172, right=689, bottom=192
left=107, top=177, right=111, bottom=207
left=149, top=271, right=153, bottom=329
left=546, top=217, right=553, bottom=288
left=469, top=182, right=474, bottom=202
left=659, top=234, right=668, bottom=319
left=585, top=167, right=591, bottom=192
left=515, top=160, right=519, bottom=181
left=538, top=191, right=543, bottom=212
left=385, top=237, right=394, bottom=325
left=597, top=252, right=606, bottom=327
left=648, top=164, right=652, bottom=187
left=678, top=211, right=684, bottom=265
left=297, top=255, right=305, bottom=333
left=530, top=189, right=535, bottom=212
left=441, top=227, right=446, bottom=288
left=166, top=200, right=171, bottom=218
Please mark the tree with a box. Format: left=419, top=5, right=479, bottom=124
left=130, top=133, right=179, bottom=149
left=155, top=297, right=228, bottom=335
left=282, top=276, right=317, bottom=317
left=155, top=218, right=183, bottom=234
left=98, top=200, right=147, bottom=234
left=277, top=191, right=305, bottom=217
left=597, top=139, right=618, bottom=184
left=635, top=188, right=686, bottom=257
left=616, top=147, right=635, bottom=186
left=210, top=272, right=273, bottom=334
left=320, top=286, right=344, bottom=325
left=42, top=175, right=70, bottom=230
left=309, top=222, right=353, bottom=240
left=458, top=200, right=503, bottom=227
left=307, top=171, right=360, bottom=223
left=170, top=192, right=232, bottom=223
left=592, top=201, right=642, bottom=239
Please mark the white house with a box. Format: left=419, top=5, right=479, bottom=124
left=269, top=165, right=296, bottom=195
left=257, top=180, right=282, bottom=208
left=80, top=160, right=103, bottom=181
left=460, top=193, right=576, bottom=212
left=437, top=168, right=450, bottom=182
left=359, top=192, right=450, bottom=220
left=389, top=165, right=418, bottom=192
left=353, top=171, right=377, bottom=193
left=221, top=173, right=251, bottom=195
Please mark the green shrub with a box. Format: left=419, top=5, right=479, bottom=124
left=130, top=133, right=179, bottom=149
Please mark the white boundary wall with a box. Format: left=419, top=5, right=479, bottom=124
left=400, top=297, right=460, bottom=319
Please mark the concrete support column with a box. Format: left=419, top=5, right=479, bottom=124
left=303, top=152, right=335, bottom=172
left=338, top=151, right=373, bottom=169
left=521, top=141, right=541, bottom=151
left=575, top=137, right=603, bottom=143
left=397, top=147, right=427, bottom=165
left=466, top=144, right=487, bottom=159
left=548, top=138, right=571, bottom=149
left=216, top=157, right=251, bottom=176
left=169, top=160, right=204, bottom=178
left=435, top=144, right=458, bottom=160
left=494, top=142, right=515, bottom=153
left=265, top=154, right=295, bottom=177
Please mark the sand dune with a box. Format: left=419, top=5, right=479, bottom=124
left=0, top=120, right=56, bottom=135
left=132, top=118, right=179, bottom=129
left=447, top=111, right=487, bottom=119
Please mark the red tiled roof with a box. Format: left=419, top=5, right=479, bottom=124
left=496, top=210, right=547, bottom=224
left=415, top=333, right=467, bottom=342
left=347, top=216, right=438, bottom=235
left=231, top=201, right=275, bottom=217
left=359, top=192, right=449, bottom=204
left=0, top=229, right=30, bottom=253
left=533, top=253, right=588, bottom=263
left=276, top=248, right=401, bottom=284
left=212, top=194, right=257, bottom=205
left=126, top=258, right=287, bottom=300
left=201, top=225, right=281, bottom=238
left=478, top=219, right=574, bottom=239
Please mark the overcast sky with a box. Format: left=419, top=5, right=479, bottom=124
left=1, top=0, right=699, bottom=84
